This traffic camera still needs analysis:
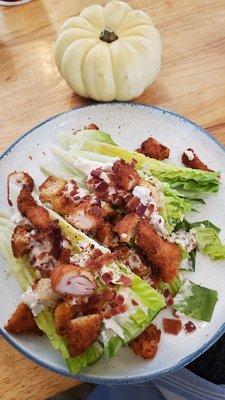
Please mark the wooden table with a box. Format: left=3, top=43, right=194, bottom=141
left=0, top=0, right=225, bottom=399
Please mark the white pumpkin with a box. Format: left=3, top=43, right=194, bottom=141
left=55, top=1, right=161, bottom=101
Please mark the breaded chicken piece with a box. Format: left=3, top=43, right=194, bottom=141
left=54, top=302, right=75, bottom=335
left=95, top=222, right=116, bottom=247
left=137, top=137, right=170, bottom=160
left=17, top=188, right=53, bottom=230
left=130, top=324, right=161, bottom=359
left=7, top=171, right=34, bottom=206
left=136, top=220, right=180, bottom=283
left=39, top=176, right=67, bottom=203
left=114, top=245, right=151, bottom=279
left=4, top=302, right=42, bottom=335
left=11, top=224, right=33, bottom=258
left=66, top=314, right=101, bottom=356
left=51, top=263, right=96, bottom=297
left=114, top=213, right=140, bottom=244
left=65, top=200, right=103, bottom=233
left=182, top=148, right=212, bottom=171
left=112, top=160, right=141, bottom=191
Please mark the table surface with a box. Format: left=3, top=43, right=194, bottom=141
left=0, top=0, right=225, bottom=399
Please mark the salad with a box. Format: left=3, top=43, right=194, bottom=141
left=1, top=125, right=224, bottom=374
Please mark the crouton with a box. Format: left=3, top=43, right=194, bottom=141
left=130, top=324, right=161, bottom=359
left=114, top=213, right=140, bottom=244
left=182, top=148, right=212, bottom=171
left=51, top=264, right=96, bottom=297
left=11, top=224, right=33, bottom=258
left=136, top=220, right=180, bottom=283
left=4, top=303, right=42, bottom=335
left=66, top=314, right=101, bottom=356
left=39, top=176, right=67, bottom=203
left=54, top=302, right=75, bottom=335
left=112, top=160, right=141, bottom=191
left=137, top=137, right=170, bottom=160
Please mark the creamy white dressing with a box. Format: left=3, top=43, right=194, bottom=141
left=70, top=249, right=91, bottom=268
left=21, top=280, right=58, bottom=316
left=21, top=287, right=44, bottom=316
left=10, top=212, right=29, bottom=225
left=150, top=211, right=167, bottom=235
left=173, top=280, right=193, bottom=308
left=132, top=185, right=156, bottom=208
left=100, top=263, right=121, bottom=284
left=169, top=229, right=197, bottom=251
left=184, top=149, right=194, bottom=161
left=74, top=158, right=116, bottom=178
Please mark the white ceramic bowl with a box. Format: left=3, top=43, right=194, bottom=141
left=0, top=103, right=225, bottom=383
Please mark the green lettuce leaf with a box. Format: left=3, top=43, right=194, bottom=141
left=67, top=342, right=103, bottom=374
left=173, top=280, right=218, bottom=322
left=157, top=275, right=182, bottom=296
left=193, top=226, right=225, bottom=260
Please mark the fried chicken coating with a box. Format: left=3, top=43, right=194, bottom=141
left=136, top=220, right=180, bottom=283
left=4, top=303, right=42, bottom=335
left=17, top=188, right=53, bottom=230
left=65, top=199, right=103, bottom=233
left=7, top=171, right=34, bottom=206
left=95, top=222, right=116, bottom=247
left=54, top=301, right=75, bottom=335
left=130, top=324, right=161, bottom=359
left=182, top=148, right=212, bottom=171
left=137, top=137, right=170, bottom=160
left=11, top=224, right=33, bottom=258
left=66, top=314, right=101, bottom=357
left=112, top=160, right=141, bottom=191
left=114, top=213, right=140, bottom=244
left=51, top=263, right=96, bottom=297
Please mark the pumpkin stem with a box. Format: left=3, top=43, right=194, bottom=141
left=99, top=29, right=118, bottom=43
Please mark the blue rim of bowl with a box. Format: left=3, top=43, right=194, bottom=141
left=0, top=102, right=225, bottom=384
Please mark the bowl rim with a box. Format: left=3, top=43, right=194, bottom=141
left=1, top=102, right=225, bottom=384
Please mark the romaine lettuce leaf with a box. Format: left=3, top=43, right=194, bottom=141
left=193, top=226, right=225, bottom=260
left=157, top=276, right=182, bottom=296
left=173, top=280, right=218, bottom=322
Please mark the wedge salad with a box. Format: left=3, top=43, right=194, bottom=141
left=1, top=125, right=224, bottom=374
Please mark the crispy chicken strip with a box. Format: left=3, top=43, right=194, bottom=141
left=130, top=324, right=161, bottom=359
left=95, top=222, right=116, bottom=247
left=51, top=264, right=96, bottom=297
left=11, top=224, right=33, bottom=258
left=65, top=200, right=103, bottom=233
left=137, top=137, right=170, bottom=160
left=112, top=160, right=141, bottom=191
left=182, top=148, right=212, bottom=171
left=7, top=171, right=34, bottom=206
left=17, top=188, right=54, bottom=230
left=4, top=303, right=42, bottom=335
left=114, top=213, right=140, bottom=244
left=136, top=220, right=180, bottom=283
left=54, top=301, right=75, bottom=335
left=66, top=314, right=101, bottom=356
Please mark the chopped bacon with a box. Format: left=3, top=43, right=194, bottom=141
left=130, top=324, right=161, bottom=359
left=182, top=148, right=213, bottom=171
left=163, top=289, right=174, bottom=306
left=90, top=168, right=102, bottom=178
left=60, top=248, right=71, bottom=264
left=163, top=318, right=182, bottom=335
left=86, top=252, right=115, bottom=271
left=119, top=275, right=132, bottom=287
left=132, top=299, right=138, bottom=306
left=101, top=288, right=115, bottom=302
left=101, top=271, right=113, bottom=284
left=184, top=321, right=196, bottom=334
left=50, top=226, right=62, bottom=260
left=110, top=294, right=124, bottom=307
left=137, top=137, right=170, bottom=161
left=112, top=159, right=141, bottom=191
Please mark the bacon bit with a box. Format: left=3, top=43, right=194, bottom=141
left=101, top=288, right=115, bottom=301
left=101, top=272, right=113, bottom=284
left=85, top=249, right=103, bottom=269
left=88, top=252, right=116, bottom=271
left=90, top=168, right=102, bottom=178
left=184, top=321, right=196, bottom=334
left=163, top=318, right=182, bottom=335
left=136, top=204, right=147, bottom=217
left=132, top=299, right=138, bottom=306
left=163, top=289, right=174, bottom=306
left=96, top=181, right=109, bottom=192
left=119, top=275, right=132, bottom=287
left=60, top=248, right=72, bottom=263
left=51, top=227, right=62, bottom=260
left=110, top=294, right=124, bottom=308
left=126, top=196, right=140, bottom=211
